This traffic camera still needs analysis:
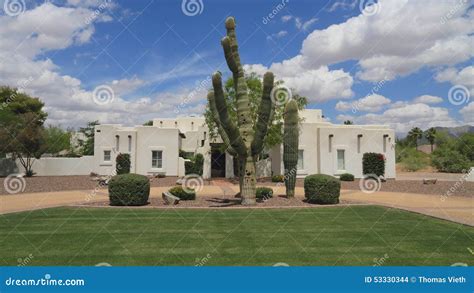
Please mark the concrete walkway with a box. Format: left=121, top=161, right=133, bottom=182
left=0, top=186, right=472, bottom=226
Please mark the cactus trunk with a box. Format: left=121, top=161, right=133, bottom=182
left=207, top=17, right=274, bottom=205
left=283, top=100, right=299, bottom=197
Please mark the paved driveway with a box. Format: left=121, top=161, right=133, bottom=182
left=1, top=186, right=472, bottom=226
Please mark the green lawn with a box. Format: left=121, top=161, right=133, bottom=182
left=0, top=206, right=472, bottom=266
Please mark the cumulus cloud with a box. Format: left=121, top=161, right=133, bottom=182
left=341, top=102, right=459, bottom=134
left=336, top=94, right=391, bottom=113
left=300, top=0, right=473, bottom=81
left=412, top=95, right=443, bottom=104
left=435, top=66, right=474, bottom=95
left=245, top=63, right=353, bottom=102
left=266, top=30, right=288, bottom=41
left=460, top=102, right=474, bottom=124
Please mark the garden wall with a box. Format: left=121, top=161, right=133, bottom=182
left=0, top=156, right=94, bottom=177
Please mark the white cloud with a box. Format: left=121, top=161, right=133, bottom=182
left=291, top=0, right=473, bottom=82
left=245, top=63, right=353, bottom=102
left=412, top=95, right=443, bottom=104
left=294, top=17, right=317, bottom=31
left=460, top=102, right=474, bottom=124
left=266, top=30, right=288, bottom=41
left=347, top=103, right=459, bottom=133
left=435, top=65, right=474, bottom=95
left=336, top=94, right=391, bottom=113
left=281, top=15, right=292, bottom=22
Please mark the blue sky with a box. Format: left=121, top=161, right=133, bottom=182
left=0, top=0, right=472, bottom=134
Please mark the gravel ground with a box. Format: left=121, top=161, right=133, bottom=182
left=258, top=178, right=474, bottom=197
left=0, top=175, right=183, bottom=195
left=80, top=195, right=354, bottom=209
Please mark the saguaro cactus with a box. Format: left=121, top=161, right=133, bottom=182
left=207, top=16, right=274, bottom=205
left=283, top=100, right=299, bottom=197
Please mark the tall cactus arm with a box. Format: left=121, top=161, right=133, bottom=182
left=212, top=72, right=247, bottom=156
left=251, top=72, right=274, bottom=156
left=224, top=17, right=244, bottom=77
left=207, top=91, right=237, bottom=157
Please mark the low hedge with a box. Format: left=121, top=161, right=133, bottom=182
left=108, top=174, right=149, bottom=206
left=256, top=187, right=273, bottom=200
left=304, top=174, right=340, bottom=204
left=339, top=173, right=354, bottom=181
left=169, top=186, right=196, bottom=200
left=271, top=175, right=284, bottom=182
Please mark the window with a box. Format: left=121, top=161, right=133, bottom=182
left=357, top=134, right=362, bottom=154
left=337, top=150, right=345, bottom=170
left=297, top=150, right=304, bottom=170
left=115, top=135, right=119, bottom=152
left=104, top=150, right=111, bottom=162
left=329, top=134, right=333, bottom=152
left=152, top=150, right=163, bottom=168
left=128, top=135, right=132, bottom=152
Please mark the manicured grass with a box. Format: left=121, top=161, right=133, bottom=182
left=0, top=206, right=472, bottom=266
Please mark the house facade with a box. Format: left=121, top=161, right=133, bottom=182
left=92, top=109, right=396, bottom=179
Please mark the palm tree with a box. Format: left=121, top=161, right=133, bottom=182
left=425, top=127, right=437, bottom=152
left=407, top=127, right=423, bottom=150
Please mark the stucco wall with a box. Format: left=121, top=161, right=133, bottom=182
left=1, top=156, right=94, bottom=176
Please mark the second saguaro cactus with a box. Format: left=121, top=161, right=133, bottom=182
left=283, top=100, right=299, bottom=197
left=207, top=16, right=274, bottom=205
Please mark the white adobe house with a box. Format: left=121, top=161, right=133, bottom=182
left=92, top=109, right=396, bottom=179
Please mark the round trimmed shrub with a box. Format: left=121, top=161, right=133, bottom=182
left=169, top=186, right=196, bottom=200
left=304, top=174, right=340, bottom=204
left=271, top=175, right=284, bottom=182
left=108, top=174, right=150, bottom=206
left=339, top=173, right=354, bottom=181
left=256, top=187, right=273, bottom=200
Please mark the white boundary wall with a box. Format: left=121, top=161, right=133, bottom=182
left=1, top=157, right=94, bottom=176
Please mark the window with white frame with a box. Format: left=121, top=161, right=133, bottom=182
left=337, top=149, right=345, bottom=170
left=297, top=150, right=304, bottom=170
left=152, top=150, right=163, bottom=168
left=103, top=150, right=111, bottom=162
